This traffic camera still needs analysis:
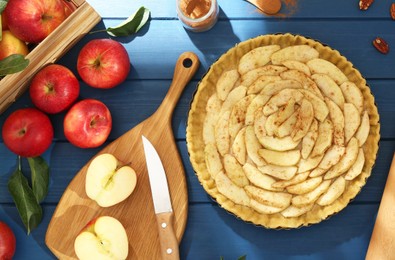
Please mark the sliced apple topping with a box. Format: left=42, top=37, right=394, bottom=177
left=199, top=44, right=372, bottom=219
left=85, top=153, right=137, bottom=208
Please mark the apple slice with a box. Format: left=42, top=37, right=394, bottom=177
left=241, top=65, right=287, bottom=87
left=281, top=61, right=311, bottom=76
left=216, top=69, right=240, bottom=101
left=74, top=216, right=129, bottom=260
left=312, top=74, right=345, bottom=109
left=258, top=149, right=301, bottom=166
left=238, top=45, right=281, bottom=75
left=86, top=153, right=137, bottom=207
left=307, top=58, right=348, bottom=85
left=280, top=69, right=323, bottom=98
left=247, top=75, right=282, bottom=95
left=270, top=45, right=319, bottom=65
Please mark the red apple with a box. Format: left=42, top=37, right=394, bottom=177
left=0, top=221, right=16, bottom=260
left=77, top=39, right=130, bottom=89
left=0, top=30, right=29, bottom=60
left=29, top=64, right=80, bottom=114
left=4, top=0, right=67, bottom=43
left=2, top=108, right=54, bottom=157
left=64, top=99, right=112, bottom=148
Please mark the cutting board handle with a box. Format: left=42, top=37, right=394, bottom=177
left=157, top=52, right=200, bottom=118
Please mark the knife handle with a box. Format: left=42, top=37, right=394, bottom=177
left=156, top=212, right=180, bottom=260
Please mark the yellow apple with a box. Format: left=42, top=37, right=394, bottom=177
left=0, top=30, right=29, bottom=60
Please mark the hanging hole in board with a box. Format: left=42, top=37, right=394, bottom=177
left=183, top=58, right=193, bottom=68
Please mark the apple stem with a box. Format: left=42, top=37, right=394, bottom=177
left=17, top=156, right=22, bottom=171
left=18, top=128, right=26, bottom=136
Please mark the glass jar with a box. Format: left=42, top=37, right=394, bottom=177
left=176, top=0, right=219, bottom=32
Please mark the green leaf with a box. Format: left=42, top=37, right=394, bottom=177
left=8, top=158, right=43, bottom=234
left=238, top=256, right=247, bottom=260
left=107, top=6, right=150, bottom=37
left=0, top=54, right=29, bottom=76
left=28, top=157, right=49, bottom=203
left=0, top=0, right=8, bottom=14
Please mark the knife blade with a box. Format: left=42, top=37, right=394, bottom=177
left=142, top=135, right=180, bottom=260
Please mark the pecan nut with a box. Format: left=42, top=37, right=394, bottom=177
left=391, top=3, right=395, bottom=20
left=373, top=37, right=389, bottom=54
left=359, top=0, right=374, bottom=10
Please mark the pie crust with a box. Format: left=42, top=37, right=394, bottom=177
left=186, top=34, right=380, bottom=228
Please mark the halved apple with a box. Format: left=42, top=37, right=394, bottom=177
left=85, top=153, right=137, bottom=207
left=74, top=216, right=129, bottom=260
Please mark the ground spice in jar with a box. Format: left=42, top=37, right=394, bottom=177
left=177, top=0, right=219, bottom=32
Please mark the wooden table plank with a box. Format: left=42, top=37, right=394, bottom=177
left=1, top=203, right=379, bottom=260
left=87, top=0, right=394, bottom=19
left=0, top=139, right=393, bottom=204
left=52, top=19, right=395, bottom=80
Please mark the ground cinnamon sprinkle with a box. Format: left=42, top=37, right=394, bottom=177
left=182, top=0, right=212, bottom=19
left=177, top=0, right=219, bottom=32
left=276, top=0, right=298, bottom=18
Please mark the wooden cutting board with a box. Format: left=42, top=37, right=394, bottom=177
left=366, top=152, right=395, bottom=259
left=45, top=52, right=199, bottom=259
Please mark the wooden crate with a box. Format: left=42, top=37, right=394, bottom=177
left=0, top=0, right=101, bottom=114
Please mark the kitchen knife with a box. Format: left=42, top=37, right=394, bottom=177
left=142, top=135, right=180, bottom=260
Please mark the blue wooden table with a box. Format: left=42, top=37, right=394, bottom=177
left=1, top=0, right=395, bottom=259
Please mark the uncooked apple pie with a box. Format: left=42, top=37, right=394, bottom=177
left=186, top=34, right=380, bottom=228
